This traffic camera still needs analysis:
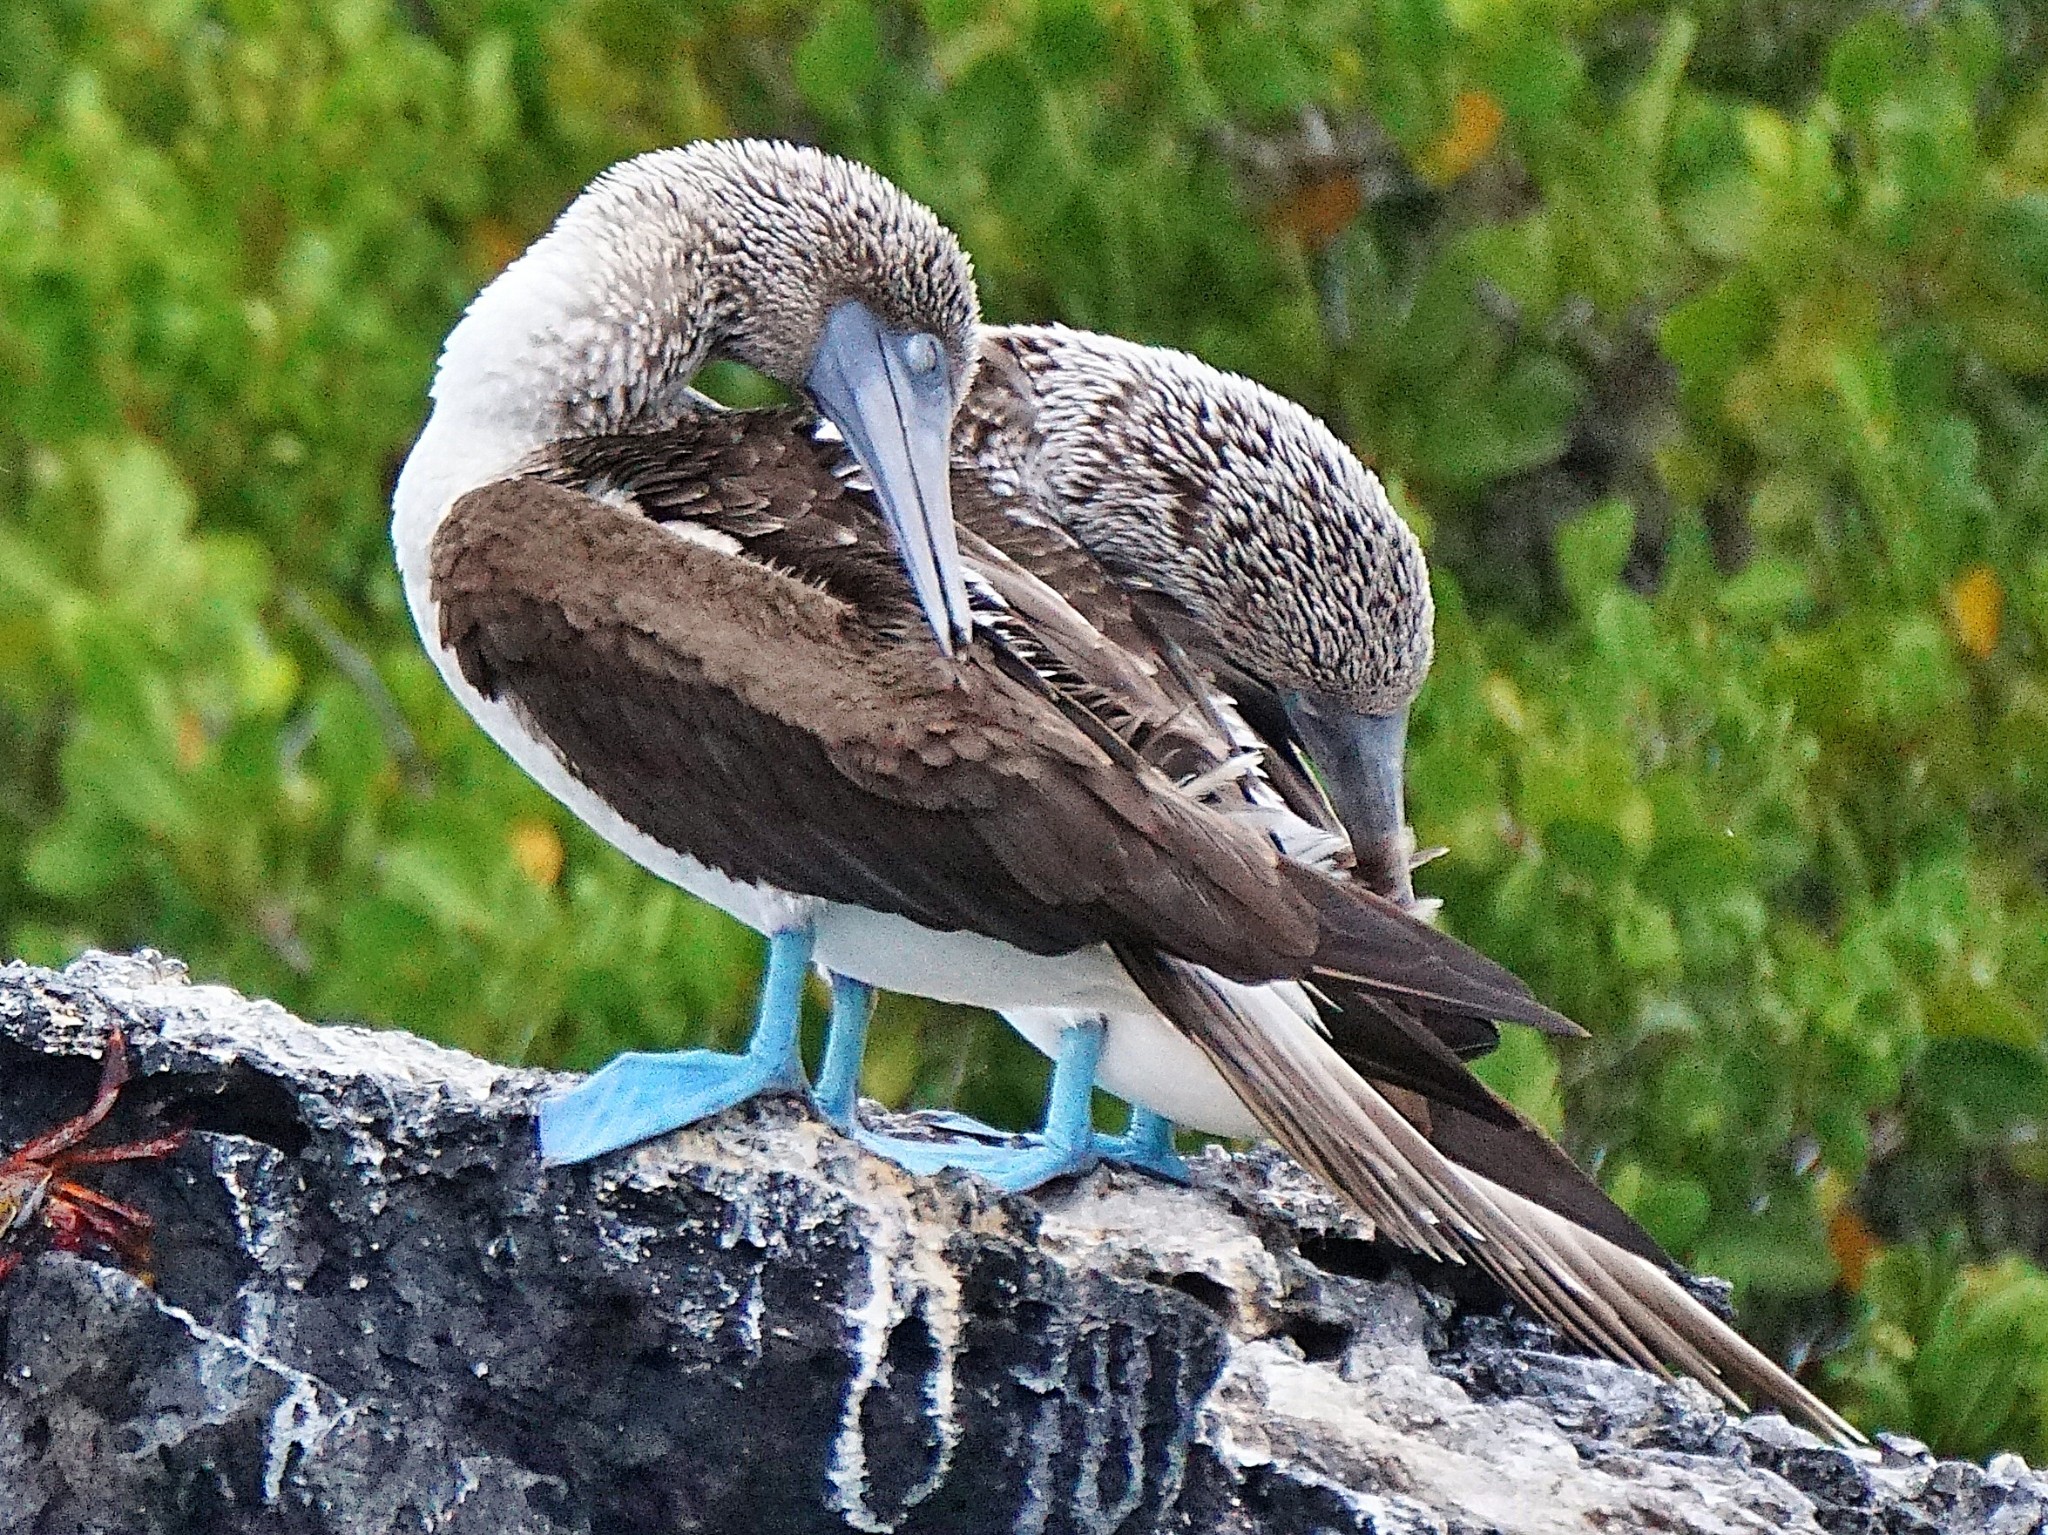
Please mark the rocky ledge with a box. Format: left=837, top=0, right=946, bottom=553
left=0, top=951, right=2040, bottom=1535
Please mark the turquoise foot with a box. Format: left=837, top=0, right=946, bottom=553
left=1092, top=1107, right=1191, bottom=1184
left=854, top=1121, right=1100, bottom=1193
left=853, top=1017, right=1106, bottom=1193
left=537, top=926, right=812, bottom=1165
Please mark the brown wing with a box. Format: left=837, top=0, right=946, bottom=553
left=531, top=412, right=1576, bottom=1030
left=527, top=417, right=1573, bottom=1031
left=432, top=464, right=1324, bottom=976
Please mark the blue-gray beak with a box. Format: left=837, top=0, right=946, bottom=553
left=806, top=300, right=972, bottom=655
left=1282, top=695, right=1416, bottom=906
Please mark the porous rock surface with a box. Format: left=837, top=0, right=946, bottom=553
left=0, top=951, right=2040, bottom=1535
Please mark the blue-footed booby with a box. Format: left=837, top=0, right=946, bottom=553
left=395, top=147, right=1854, bottom=1439
left=394, top=139, right=986, bottom=1147
left=847, top=322, right=1474, bottom=1186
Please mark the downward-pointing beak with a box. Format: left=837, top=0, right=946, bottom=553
left=1281, top=696, right=1416, bottom=906
left=806, top=301, right=972, bottom=654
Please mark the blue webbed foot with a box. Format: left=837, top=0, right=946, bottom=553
left=538, top=926, right=813, bottom=1165
left=1092, top=1107, right=1192, bottom=1184
left=853, top=1017, right=1109, bottom=1193
left=814, top=996, right=1189, bottom=1194
left=853, top=1121, right=1102, bottom=1193
left=537, top=1045, right=808, bottom=1164
left=815, top=972, right=1096, bottom=1188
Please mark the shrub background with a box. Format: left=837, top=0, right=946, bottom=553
left=3, top=0, right=2045, bottom=1457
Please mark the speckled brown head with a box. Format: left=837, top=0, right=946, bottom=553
left=963, top=325, right=1434, bottom=899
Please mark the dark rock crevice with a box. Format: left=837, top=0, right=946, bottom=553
left=0, top=951, right=2040, bottom=1535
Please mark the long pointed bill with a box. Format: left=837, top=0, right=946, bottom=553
left=806, top=301, right=972, bottom=655
left=1282, top=696, right=1417, bottom=907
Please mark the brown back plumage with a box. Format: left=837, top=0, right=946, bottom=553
left=438, top=421, right=1322, bottom=975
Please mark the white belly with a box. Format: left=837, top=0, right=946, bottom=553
left=812, top=909, right=1263, bottom=1137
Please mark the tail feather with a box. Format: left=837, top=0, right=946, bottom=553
left=1409, top=1097, right=1671, bottom=1268
left=1309, top=985, right=1528, bottom=1133
left=1287, top=913, right=1670, bottom=1266
left=1112, top=943, right=1862, bottom=1445
left=1281, top=864, right=1582, bottom=1038
left=1470, top=1172, right=1859, bottom=1438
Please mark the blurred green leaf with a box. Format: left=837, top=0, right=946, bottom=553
left=1556, top=499, right=1635, bottom=610
left=0, top=0, right=2043, bottom=1462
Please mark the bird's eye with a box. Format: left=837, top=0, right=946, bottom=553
left=903, top=332, right=942, bottom=376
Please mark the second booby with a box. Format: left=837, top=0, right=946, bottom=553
left=963, top=324, right=1436, bottom=907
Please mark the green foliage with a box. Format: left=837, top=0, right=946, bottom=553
left=2, top=0, right=2044, bottom=1456
left=1839, top=1241, right=2048, bottom=1462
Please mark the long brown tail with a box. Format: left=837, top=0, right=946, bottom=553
left=1112, top=945, right=1861, bottom=1444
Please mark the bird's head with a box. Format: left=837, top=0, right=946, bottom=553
left=975, top=327, right=1434, bottom=899
left=449, top=139, right=982, bottom=652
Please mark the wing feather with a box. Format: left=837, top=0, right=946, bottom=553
left=431, top=472, right=1318, bottom=973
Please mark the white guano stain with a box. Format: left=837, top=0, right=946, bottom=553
left=822, top=1183, right=963, bottom=1533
